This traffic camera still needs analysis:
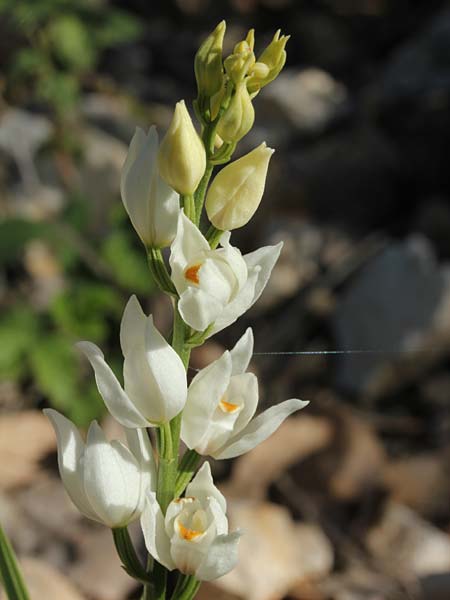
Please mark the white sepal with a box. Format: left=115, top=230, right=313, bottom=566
left=141, top=491, right=176, bottom=570
left=181, top=329, right=309, bottom=459
left=121, top=126, right=179, bottom=248
left=213, top=398, right=310, bottom=459
left=44, top=410, right=155, bottom=528
left=78, top=296, right=187, bottom=427
left=141, top=462, right=240, bottom=580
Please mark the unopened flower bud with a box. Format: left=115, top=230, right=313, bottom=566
left=205, top=142, right=274, bottom=230
left=216, top=81, right=254, bottom=143
left=195, top=21, right=226, bottom=100
left=248, top=29, right=289, bottom=94
left=224, top=36, right=255, bottom=84
left=158, top=100, right=206, bottom=195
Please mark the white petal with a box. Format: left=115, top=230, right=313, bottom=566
left=244, top=241, right=283, bottom=307
left=43, top=409, right=97, bottom=521
left=186, top=462, right=226, bottom=513
left=208, top=266, right=259, bottom=336
left=178, top=287, right=224, bottom=331
left=120, top=295, right=146, bottom=356
left=224, top=372, right=259, bottom=438
left=121, top=127, right=157, bottom=243
left=209, top=242, right=282, bottom=336
left=144, top=315, right=187, bottom=422
left=229, top=328, right=254, bottom=375
left=214, top=399, right=309, bottom=459
left=125, top=428, right=157, bottom=513
left=206, top=497, right=228, bottom=536
left=181, top=351, right=232, bottom=451
left=77, top=341, right=148, bottom=428
left=151, top=177, right=180, bottom=248
left=170, top=212, right=210, bottom=294
left=217, top=234, right=248, bottom=292
left=195, top=531, right=242, bottom=581
left=83, top=422, right=142, bottom=527
left=141, top=491, right=175, bottom=570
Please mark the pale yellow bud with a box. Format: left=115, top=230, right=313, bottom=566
left=205, top=142, right=274, bottom=230
left=195, top=21, right=226, bottom=100
left=246, top=29, right=255, bottom=51
left=224, top=35, right=255, bottom=84
left=248, top=29, right=290, bottom=94
left=216, top=81, right=255, bottom=143
left=158, top=100, right=206, bottom=195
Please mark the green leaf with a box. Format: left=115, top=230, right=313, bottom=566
left=30, top=333, right=104, bottom=426
left=49, top=15, right=96, bottom=71
left=0, top=308, right=40, bottom=379
left=50, top=282, right=122, bottom=343
left=0, top=522, right=30, bottom=600
left=96, top=10, right=143, bottom=48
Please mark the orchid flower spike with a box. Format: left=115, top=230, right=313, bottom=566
left=77, top=296, right=187, bottom=427
left=44, top=409, right=156, bottom=528
left=169, top=211, right=283, bottom=333
left=121, top=126, right=180, bottom=249
left=141, top=462, right=241, bottom=580
left=181, top=328, right=308, bottom=458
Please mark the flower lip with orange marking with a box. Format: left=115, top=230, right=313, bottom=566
left=219, top=398, right=241, bottom=414
left=177, top=520, right=204, bottom=541
left=184, top=263, right=202, bottom=284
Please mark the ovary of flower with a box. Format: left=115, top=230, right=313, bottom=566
left=181, top=328, right=309, bottom=459
left=169, top=211, right=283, bottom=333
left=44, top=409, right=156, bottom=528
left=120, top=126, right=180, bottom=248
left=77, top=295, right=187, bottom=428
left=141, top=463, right=241, bottom=580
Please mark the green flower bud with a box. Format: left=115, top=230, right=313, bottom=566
left=248, top=30, right=290, bottom=94
left=195, top=21, right=226, bottom=101
left=158, top=100, right=206, bottom=195
left=216, top=81, right=255, bottom=143
left=205, top=142, right=274, bottom=230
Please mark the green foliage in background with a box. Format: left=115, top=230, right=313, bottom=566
left=0, top=0, right=142, bottom=122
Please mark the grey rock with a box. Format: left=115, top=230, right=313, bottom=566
left=333, top=236, right=444, bottom=393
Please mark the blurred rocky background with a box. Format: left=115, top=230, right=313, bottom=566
left=2, top=0, right=450, bottom=598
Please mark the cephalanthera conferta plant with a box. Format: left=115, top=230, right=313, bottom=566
left=43, top=22, right=308, bottom=600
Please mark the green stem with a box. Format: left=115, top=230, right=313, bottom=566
left=181, top=194, right=196, bottom=222
left=141, top=555, right=154, bottom=600
left=148, top=248, right=177, bottom=296
left=112, top=527, right=149, bottom=584
left=205, top=225, right=224, bottom=250
left=170, top=304, right=191, bottom=459
left=171, top=575, right=201, bottom=600
left=193, top=162, right=213, bottom=225
left=175, top=450, right=201, bottom=498
left=157, top=422, right=177, bottom=514
left=0, top=522, right=30, bottom=600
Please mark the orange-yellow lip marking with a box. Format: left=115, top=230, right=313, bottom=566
left=185, top=264, right=201, bottom=284
left=219, top=398, right=240, bottom=413
left=178, top=521, right=203, bottom=541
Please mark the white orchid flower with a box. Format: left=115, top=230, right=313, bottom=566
left=181, top=328, right=309, bottom=458
left=121, top=126, right=180, bottom=248
left=44, top=409, right=156, bottom=528
left=169, top=212, right=283, bottom=333
left=141, top=462, right=241, bottom=580
left=77, top=295, right=187, bottom=428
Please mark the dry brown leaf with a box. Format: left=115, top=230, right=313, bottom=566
left=0, top=557, right=86, bottom=600
left=328, top=410, right=386, bottom=500
left=216, top=500, right=333, bottom=600
left=382, top=454, right=450, bottom=518
left=222, top=415, right=333, bottom=500
left=0, top=411, right=56, bottom=490
left=367, top=502, right=450, bottom=578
